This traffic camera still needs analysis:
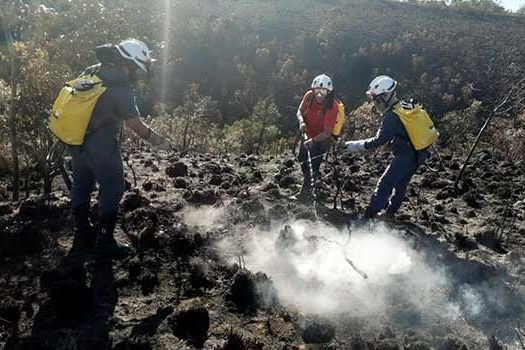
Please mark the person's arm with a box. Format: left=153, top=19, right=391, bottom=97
left=297, top=103, right=306, bottom=133
left=362, top=111, right=397, bottom=150
left=346, top=111, right=397, bottom=152
left=125, top=117, right=170, bottom=148
left=116, top=87, right=172, bottom=150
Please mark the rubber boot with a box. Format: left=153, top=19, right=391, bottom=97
left=61, top=205, right=95, bottom=268
left=376, top=210, right=396, bottom=223
left=290, top=177, right=312, bottom=202
left=95, top=213, right=132, bottom=260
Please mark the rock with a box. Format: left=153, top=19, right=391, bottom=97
left=204, top=162, right=222, bottom=175
left=227, top=269, right=277, bottom=314
left=209, top=175, right=223, bottom=186
left=122, top=191, right=150, bottom=212
left=18, top=196, right=51, bottom=220
left=0, top=297, right=22, bottom=326
left=0, top=203, right=12, bottom=216
left=187, top=190, right=218, bottom=205
left=463, top=192, right=481, bottom=209
left=128, top=257, right=142, bottom=281
left=283, top=158, right=295, bottom=168
left=170, top=298, right=210, bottom=347
left=437, top=336, right=468, bottom=350
left=142, top=181, right=153, bottom=192
left=278, top=174, right=296, bottom=189
left=165, top=162, right=188, bottom=178
left=300, top=316, right=336, bottom=344
left=138, top=226, right=158, bottom=250
left=174, top=178, right=188, bottom=189
left=140, top=270, right=158, bottom=296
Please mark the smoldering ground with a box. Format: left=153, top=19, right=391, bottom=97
left=180, top=205, right=525, bottom=344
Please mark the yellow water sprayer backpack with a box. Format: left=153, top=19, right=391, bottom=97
left=332, top=100, right=346, bottom=138
left=392, top=100, right=438, bottom=150
left=49, top=71, right=107, bottom=145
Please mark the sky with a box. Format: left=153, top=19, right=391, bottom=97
left=500, top=0, right=525, bottom=11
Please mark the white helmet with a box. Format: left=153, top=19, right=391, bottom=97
left=115, top=39, right=156, bottom=72
left=311, top=74, right=333, bottom=92
left=366, top=75, right=397, bottom=98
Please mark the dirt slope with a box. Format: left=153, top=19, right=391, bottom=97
left=1, top=145, right=524, bottom=349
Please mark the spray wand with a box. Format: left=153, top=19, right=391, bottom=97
left=303, top=133, right=318, bottom=219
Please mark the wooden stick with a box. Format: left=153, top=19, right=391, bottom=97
left=454, top=78, right=525, bottom=190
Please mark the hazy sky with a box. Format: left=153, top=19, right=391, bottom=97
left=500, top=0, right=525, bottom=10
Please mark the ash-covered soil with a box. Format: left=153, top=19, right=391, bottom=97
left=1, top=146, right=524, bottom=349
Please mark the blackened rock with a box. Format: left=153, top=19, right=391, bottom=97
left=188, top=190, right=218, bottom=205
left=227, top=269, right=277, bottom=314
left=463, top=192, right=481, bottom=209
left=140, top=270, right=158, bottom=296
left=142, top=181, right=153, bottom=192
left=138, top=226, right=158, bottom=250
left=300, top=316, right=336, bottom=344
left=170, top=298, right=210, bottom=347
left=251, top=170, right=263, bottom=183
left=0, top=203, right=12, bottom=216
left=18, top=196, right=50, bottom=220
left=174, top=178, right=188, bottom=189
left=122, top=191, right=150, bottom=212
left=204, top=162, right=222, bottom=175
left=437, top=336, right=468, bottom=350
left=209, top=175, right=223, bottom=186
left=166, top=162, right=188, bottom=178
left=128, top=257, right=142, bottom=281
left=278, top=175, right=296, bottom=189
left=0, top=297, right=22, bottom=326
left=283, top=158, right=295, bottom=168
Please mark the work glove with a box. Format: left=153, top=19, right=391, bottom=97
left=304, top=138, right=314, bottom=149
left=345, top=140, right=367, bottom=153
left=299, top=121, right=307, bottom=134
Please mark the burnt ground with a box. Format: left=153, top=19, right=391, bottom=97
left=0, top=145, right=524, bottom=349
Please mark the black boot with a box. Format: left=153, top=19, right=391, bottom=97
left=95, top=213, right=132, bottom=260
left=290, top=177, right=312, bottom=202
left=61, top=205, right=95, bottom=267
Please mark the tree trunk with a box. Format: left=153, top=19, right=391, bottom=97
left=255, top=112, right=267, bottom=155
left=9, top=54, right=19, bottom=202
left=182, top=113, right=193, bottom=153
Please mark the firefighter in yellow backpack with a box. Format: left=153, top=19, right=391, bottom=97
left=56, top=39, right=172, bottom=265
left=345, top=75, right=438, bottom=222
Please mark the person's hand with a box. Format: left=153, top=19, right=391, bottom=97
left=299, top=121, right=307, bottom=133
left=304, top=138, right=314, bottom=149
left=345, top=140, right=366, bottom=152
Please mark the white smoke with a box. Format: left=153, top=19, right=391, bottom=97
left=223, top=220, right=458, bottom=323
left=182, top=205, right=227, bottom=228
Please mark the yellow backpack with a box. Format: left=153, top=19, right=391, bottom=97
left=332, top=100, right=346, bottom=138
left=49, top=71, right=107, bottom=145
left=392, top=100, right=438, bottom=150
